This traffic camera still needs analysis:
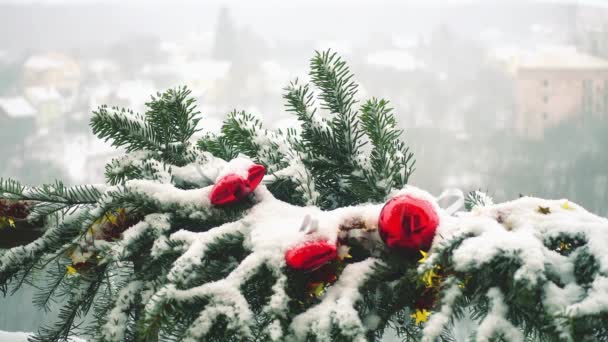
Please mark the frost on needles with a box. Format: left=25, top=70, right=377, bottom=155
left=0, top=50, right=607, bottom=342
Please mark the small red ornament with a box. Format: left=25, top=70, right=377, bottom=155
left=210, top=164, right=266, bottom=206
left=378, top=195, right=439, bottom=251
left=247, top=164, right=266, bottom=190
left=210, top=174, right=248, bottom=205
left=285, top=240, right=337, bottom=271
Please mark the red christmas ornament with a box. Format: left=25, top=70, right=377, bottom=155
left=247, top=164, right=266, bottom=190
left=210, top=164, right=266, bottom=206
left=285, top=240, right=337, bottom=271
left=378, top=195, right=439, bottom=252
left=210, top=174, right=248, bottom=205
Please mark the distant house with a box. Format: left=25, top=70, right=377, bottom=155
left=23, top=52, right=81, bottom=99
left=514, top=47, right=608, bottom=139
left=0, top=96, right=37, bottom=119
left=0, top=97, right=37, bottom=144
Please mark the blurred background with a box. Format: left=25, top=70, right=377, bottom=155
left=0, top=0, right=607, bottom=336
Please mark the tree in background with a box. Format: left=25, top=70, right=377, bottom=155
left=0, top=51, right=607, bottom=341
left=212, top=7, right=239, bottom=62
left=489, top=113, right=608, bottom=217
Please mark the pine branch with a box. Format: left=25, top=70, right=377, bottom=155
left=358, top=98, right=415, bottom=195
left=464, top=190, right=494, bottom=211
left=198, top=133, right=239, bottom=161
left=91, top=105, right=160, bottom=152
left=91, top=87, right=201, bottom=166
left=220, top=110, right=262, bottom=158
left=144, top=87, right=201, bottom=166
left=0, top=178, right=102, bottom=220
left=283, top=79, right=335, bottom=156
left=104, top=154, right=171, bottom=186
left=310, top=50, right=364, bottom=157
left=32, top=258, right=70, bottom=312
left=146, top=86, right=201, bottom=150
left=29, top=268, right=106, bottom=342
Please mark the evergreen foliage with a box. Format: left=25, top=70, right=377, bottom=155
left=0, top=51, right=606, bottom=342
left=200, top=50, right=414, bottom=209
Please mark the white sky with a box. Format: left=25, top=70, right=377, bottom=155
left=0, top=0, right=603, bottom=5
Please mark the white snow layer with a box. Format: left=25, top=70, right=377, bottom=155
left=0, top=331, right=86, bottom=341
left=142, top=180, right=406, bottom=341
left=6, top=143, right=606, bottom=341
left=422, top=195, right=608, bottom=340
left=126, top=179, right=608, bottom=340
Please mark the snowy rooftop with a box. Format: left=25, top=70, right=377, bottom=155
left=0, top=331, right=85, bottom=342
left=491, top=45, right=608, bottom=71
left=25, top=87, right=64, bottom=102
left=0, top=96, right=37, bottom=118
left=23, top=53, right=79, bottom=72
left=520, top=47, right=608, bottom=70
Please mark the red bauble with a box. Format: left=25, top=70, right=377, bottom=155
left=378, top=195, right=439, bottom=251
left=210, top=164, right=266, bottom=206
left=285, top=240, right=337, bottom=271
left=247, top=164, right=266, bottom=190
left=210, top=174, right=248, bottom=205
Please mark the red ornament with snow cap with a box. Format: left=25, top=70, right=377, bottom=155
left=210, top=163, right=266, bottom=206
left=285, top=240, right=337, bottom=271
left=378, top=195, right=439, bottom=252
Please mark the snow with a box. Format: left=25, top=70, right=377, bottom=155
left=5, top=146, right=607, bottom=340
left=290, top=258, right=377, bottom=342
left=421, top=193, right=608, bottom=340
left=125, top=179, right=214, bottom=217
left=105, top=213, right=171, bottom=260
left=0, top=330, right=85, bottom=341
left=490, top=44, right=608, bottom=72
left=214, top=156, right=255, bottom=181
left=422, top=282, right=462, bottom=342
left=475, top=288, right=524, bottom=342
left=23, top=55, right=65, bottom=71
left=160, top=221, right=244, bottom=285
left=25, top=86, right=63, bottom=102
left=142, top=180, right=391, bottom=340
left=101, top=281, right=143, bottom=341
left=171, top=149, right=224, bottom=186
left=0, top=97, right=37, bottom=118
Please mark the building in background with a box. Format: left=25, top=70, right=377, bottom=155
left=23, top=52, right=81, bottom=99
left=515, top=47, right=608, bottom=139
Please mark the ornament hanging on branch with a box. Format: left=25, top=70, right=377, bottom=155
left=210, top=163, right=266, bottom=205
left=378, top=194, right=439, bottom=252
left=285, top=239, right=338, bottom=271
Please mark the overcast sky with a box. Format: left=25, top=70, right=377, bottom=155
left=0, top=0, right=604, bottom=5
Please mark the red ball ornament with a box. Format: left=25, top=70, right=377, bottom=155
left=210, top=174, right=247, bottom=205
left=210, top=164, right=266, bottom=206
left=285, top=240, right=337, bottom=271
left=378, top=195, right=439, bottom=252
